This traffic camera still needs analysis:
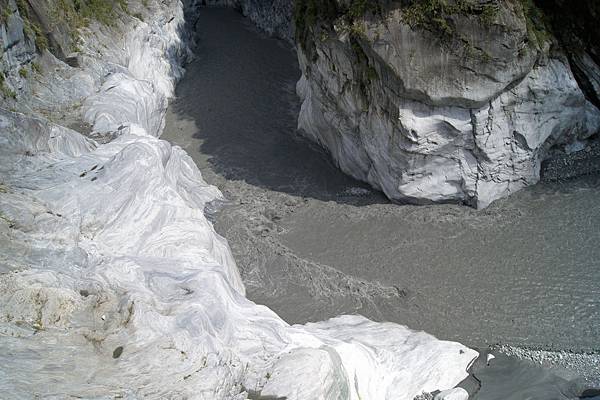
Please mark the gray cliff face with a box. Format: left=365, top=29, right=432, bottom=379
left=0, top=0, right=87, bottom=103
left=0, top=1, right=36, bottom=105
left=357, top=4, right=538, bottom=108
left=294, top=1, right=600, bottom=208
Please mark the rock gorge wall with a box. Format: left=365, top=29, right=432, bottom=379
left=207, top=0, right=600, bottom=208
left=294, top=0, right=600, bottom=208
left=0, top=1, right=477, bottom=399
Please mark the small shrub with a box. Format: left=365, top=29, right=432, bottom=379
left=366, top=66, right=378, bottom=82
left=18, top=67, right=27, bottom=78
left=32, top=23, right=48, bottom=51
left=402, top=0, right=499, bottom=36
left=1, top=8, right=11, bottom=24
left=60, top=0, right=130, bottom=29
left=0, top=72, right=16, bottom=99
left=348, top=0, right=381, bottom=20
left=15, top=0, right=49, bottom=53
left=16, top=0, right=29, bottom=18
left=31, top=62, right=42, bottom=74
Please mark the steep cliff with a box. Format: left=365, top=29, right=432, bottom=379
left=294, top=0, right=600, bottom=208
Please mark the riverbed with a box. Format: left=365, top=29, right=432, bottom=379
left=162, top=7, right=600, bottom=395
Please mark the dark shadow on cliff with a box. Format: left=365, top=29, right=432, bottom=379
left=169, top=7, right=388, bottom=205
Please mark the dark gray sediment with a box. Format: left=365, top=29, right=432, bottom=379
left=163, top=7, right=600, bottom=397
left=542, top=139, right=600, bottom=181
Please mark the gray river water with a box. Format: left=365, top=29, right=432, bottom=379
left=163, top=7, right=600, bottom=398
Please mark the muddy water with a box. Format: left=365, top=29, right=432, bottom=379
left=163, top=7, right=600, bottom=395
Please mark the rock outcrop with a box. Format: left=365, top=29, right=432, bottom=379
left=294, top=0, right=600, bottom=208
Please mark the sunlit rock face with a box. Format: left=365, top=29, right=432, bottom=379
left=295, top=1, right=600, bottom=208
left=0, top=1, right=477, bottom=399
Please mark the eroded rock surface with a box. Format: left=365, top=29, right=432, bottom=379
left=295, top=0, right=600, bottom=207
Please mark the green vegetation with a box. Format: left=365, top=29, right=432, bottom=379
left=32, top=22, right=48, bottom=51
left=293, top=0, right=504, bottom=52
left=293, top=0, right=504, bottom=59
left=55, top=0, right=130, bottom=29
left=293, top=0, right=338, bottom=55
left=10, top=0, right=134, bottom=56
left=366, top=65, right=378, bottom=82
left=0, top=72, right=16, bottom=99
left=519, top=0, right=551, bottom=48
left=293, top=0, right=553, bottom=60
left=293, top=0, right=391, bottom=64
left=402, top=0, right=553, bottom=50
left=402, top=0, right=499, bottom=36
left=1, top=7, right=11, bottom=24
left=350, top=37, right=379, bottom=103
left=15, top=0, right=49, bottom=52
left=31, top=62, right=42, bottom=74
left=18, top=67, right=28, bottom=78
left=347, top=0, right=383, bottom=20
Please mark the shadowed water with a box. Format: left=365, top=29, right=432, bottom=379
left=167, top=7, right=380, bottom=204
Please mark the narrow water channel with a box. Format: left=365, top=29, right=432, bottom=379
left=162, top=7, right=600, bottom=395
